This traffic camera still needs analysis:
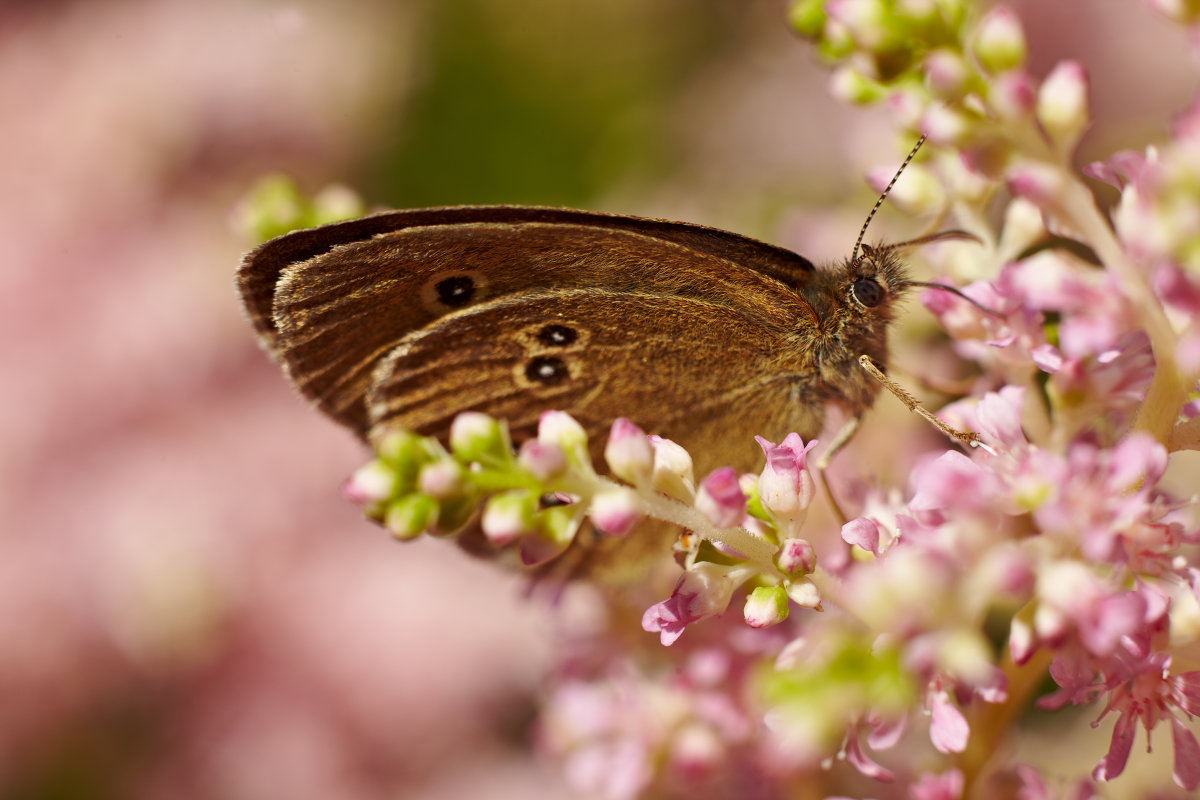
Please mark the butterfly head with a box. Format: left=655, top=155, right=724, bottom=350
left=788, top=242, right=913, bottom=412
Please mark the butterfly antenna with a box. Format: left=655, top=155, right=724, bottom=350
left=851, top=134, right=927, bottom=263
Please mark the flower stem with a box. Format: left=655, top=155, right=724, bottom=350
left=1055, top=172, right=1189, bottom=445
left=958, top=647, right=1054, bottom=794
left=590, top=475, right=780, bottom=569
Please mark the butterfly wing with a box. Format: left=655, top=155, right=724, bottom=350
left=367, top=289, right=824, bottom=475
left=238, top=206, right=819, bottom=436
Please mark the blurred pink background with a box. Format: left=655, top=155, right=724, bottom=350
left=0, top=1, right=1192, bottom=797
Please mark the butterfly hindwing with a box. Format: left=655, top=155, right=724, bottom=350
left=367, top=289, right=825, bottom=474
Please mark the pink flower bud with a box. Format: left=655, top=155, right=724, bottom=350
left=841, top=517, right=882, bottom=554
left=417, top=459, right=466, bottom=500
left=921, top=103, right=970, bottom=146
left=481, top=490, right=536, bottom=546
left=744, top=585, right=790, bottom=628
left=1009, top=612, right=1037, bottom=665
left=785, top=579, right=822, bottom=609
left=669, top=724, right=724, bottom=779
left=973, top=6, right=1027, bottom=73
left=604, top=418, right=653, bottom=485
left=755, top=433, right=817, bottom=521
left=886, top=87, right=925, bottom=128
left=343, top=460, right=396, bottom=505
left=695, top=467, right=746, bottom=529
left=925, top=49, right=970, bottom=97
left=517, top=440, right=567, bottom=481
left=776, top=538, right=817, bottom=577
left=999, top=197, right=1046, bottom=256
left=590, top=488, right=641, bottom=538
left=991, top=69, right=1036, bottom=120
left=372, top=427, right=423, bottom=463
left=1005, top=159, right=1069, bottom=212
left=536, top=410, right=589, bottom=464
left=830, top=65, right=883, bottom=104
left=1037, top=61, right=1090, bottom=151
left=649, top=435, right=695, bottom=502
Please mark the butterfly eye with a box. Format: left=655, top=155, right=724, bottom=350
left=851, top=277, right=885, bottom=308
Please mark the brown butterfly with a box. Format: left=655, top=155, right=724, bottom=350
left=238, top=145, right=975, bottom=577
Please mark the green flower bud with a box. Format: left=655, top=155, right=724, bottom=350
left=449, top=413, right=511, bottom=465
left=972, top=6, right=1027, bottom=74
left=745, top=585, right=790, bottom=628
left=830, top=66, right=885, bottom=105
left=519, top=505, right=579, bottom=565
left=788, top=0, right=826, bottom=39
left=385, top=493, right=438, bottom=541
left=1036, top=61, right=1090, bottom=152
left=372, top=429, right=430, bottom=493
left=481, top=489, right=538, bottom=546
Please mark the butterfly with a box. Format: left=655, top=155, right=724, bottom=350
left=237, top=143, right=976, bottom=578
left=237, top=204, right=918, bottom=470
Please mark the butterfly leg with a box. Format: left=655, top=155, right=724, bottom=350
left=815, top=414, right=861, bottom=525
left=858, top=356, right=984, bottom=449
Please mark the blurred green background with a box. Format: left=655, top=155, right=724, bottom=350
left=367, top=0, right=730, bottom=207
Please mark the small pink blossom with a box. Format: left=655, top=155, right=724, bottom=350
left=591, top=488, right=641, bottom=538
left=642, top=562, right=751, bottom=646
left=929, top=690, right=969, bottom=754
left=842, top=717, right=898, bottom=782
left=909, top=768, right=963, bottom=800
left=1036, top=61, right=1090, bottom=149
left=417, top=459, right=465, bottom=499
left=755, top=433, right=817, bottom=522
left=605, top=418, right=653, bottom=486
left=841, top=517, right=882, bottom=554
left=648, top=435, right=696, bottom=502
left=992, top=69, right=1036, bottom=120
left=537, top=410, right=589, bottom=463
left=776, top=538, right=816, bottom=577
left=342, top=460, right=394, bottom=505
left=518, top=439, right=567, bottom=481
left=909, top=450, right=1006, bottom=516
left=1006, top=159, right=1070, bottom=211
left=972, top=5, right=1027, bottom=73
left=694, top=467, right=746, bottom=529
left=482, top=490, right=536, bottom=546
left=924, top=49, right=969, bottom=95
left=1083, top=148, right=1151, bottom=190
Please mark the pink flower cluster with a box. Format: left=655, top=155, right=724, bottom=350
left=642, top=433, right=821, bottom=647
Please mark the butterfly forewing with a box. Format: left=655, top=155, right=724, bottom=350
left=241, top=207, right=822, bottom=437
